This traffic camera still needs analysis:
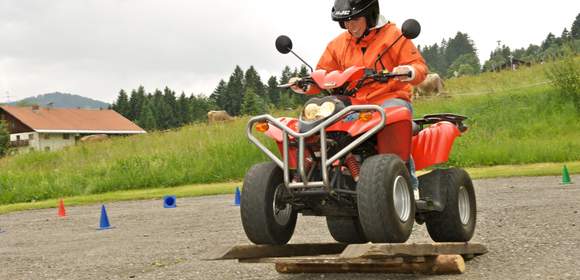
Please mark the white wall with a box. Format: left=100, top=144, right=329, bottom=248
left=37, top=133, right=76, bottom=152
left=10, top=132, right=77, bottom=153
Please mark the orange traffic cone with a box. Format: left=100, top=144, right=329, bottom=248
left=58, top=199, right=66, bottom=217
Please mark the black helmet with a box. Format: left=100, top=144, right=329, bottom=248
left=331, top=0, right=380, bottom=29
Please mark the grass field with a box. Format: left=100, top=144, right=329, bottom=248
left=0, top=58, right=579, bottom=205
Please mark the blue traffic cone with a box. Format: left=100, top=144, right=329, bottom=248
left=98, top=205, right=112, bottom=230
left=163, top=195, right=177, bottom=208
left=234, top=187, right=241, bottom=206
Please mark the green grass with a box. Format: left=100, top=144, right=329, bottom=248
left=1, top=161, right=577, bottom=215
left=0, top=58, right=579, bottom=205
left=414, top=85, right=580, bottom=167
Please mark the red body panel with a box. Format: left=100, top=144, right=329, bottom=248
left=311, top=66, right=365, bottom=89
left=326, top=106, right=411, bottom=137
left=411, top=121, right=461, bottom=170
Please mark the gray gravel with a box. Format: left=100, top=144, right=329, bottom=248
left=1, top=175, right=579, bottom=280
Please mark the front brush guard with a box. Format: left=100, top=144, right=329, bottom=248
left=247, top=105, right=386, bottom=191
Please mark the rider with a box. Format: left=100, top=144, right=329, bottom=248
left=290, top=0, right=428, bottom=198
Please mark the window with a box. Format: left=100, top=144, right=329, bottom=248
left=44, top=134, right=50, bottom=140
left=29, top=134, right=34, bottom=140
left=44, top=147, right=50, bottom=151
left=63, top=134, right=70, bottom=140
left=16, top=135, right=20, bottom=141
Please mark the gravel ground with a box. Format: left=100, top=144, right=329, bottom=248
left=1, top=175, right=579, bottom=280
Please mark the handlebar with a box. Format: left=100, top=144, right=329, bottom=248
left=278, top=69, right=412, bottom=93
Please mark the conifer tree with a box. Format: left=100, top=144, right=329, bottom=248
left=224, top=66, right=245, bottom=116
left=138, top=98, right=157, bottom=131
left=113, top=89, right=130, bottom=118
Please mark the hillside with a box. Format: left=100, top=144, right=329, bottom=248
left=0, top=59, right=579, bottom=205
left=8, top=92, right=110, bottom=109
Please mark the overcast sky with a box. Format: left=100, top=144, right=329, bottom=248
left=0, top=0, right=578, bottom=104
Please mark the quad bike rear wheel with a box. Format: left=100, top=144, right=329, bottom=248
left=326, top=216, right=367, bottom=244
left=240, top=162, right=297, bottom=245
left=357, top=154, right=415, bottom=243
left=426, top=168, right=476, bottom=242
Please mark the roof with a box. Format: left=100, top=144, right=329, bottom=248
left=0, top=105, right=146, bottom=134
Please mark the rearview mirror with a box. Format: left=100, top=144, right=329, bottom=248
left=275, top=35, right=293, bottom=54
left=401, top=19, right=421, bottom=39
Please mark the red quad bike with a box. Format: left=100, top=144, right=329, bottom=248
left=241, top=19, right=476, bottom=245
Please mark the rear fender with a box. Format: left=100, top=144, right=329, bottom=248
left=411, top=121, right=461, bottom=170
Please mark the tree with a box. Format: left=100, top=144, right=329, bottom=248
left=561, top=28, right=571, bottom=42
left=448, top=53, right=481, bottom=77
left=138, top=98, right=157, bottom=130
left=112, top=89, right=130, bottom=118
left=163, top=87, right=179, bottom=128
left=151, top=89, right=173, bottom=129
left=190, top=94, right=213, bottom=122
left=541, top=33, right=557, bottom=51
left=128, top=86, right=146, bottom=121
left=224, top=66, right=245, bottom=116
left=278, top=66, right=295, bottom=109
left=445, top=32, right=477, bottom=72
left=210, top=80, right=228, bottom=110
left=0, top=120, right=9, bottom=156
left=241, top=88, right=266, bottom=115
left=571, top=13, right=580, bottom=39
left=177, top=92, right=192, bottom=126
left=266, top=76, right=280, bottom=107
left=244, top=66, right=267, bottom=103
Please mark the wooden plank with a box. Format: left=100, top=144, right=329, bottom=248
left=340, top=242, right=487, bottom=259
left=239, top=255, right=409, bottom=264
left=203, top=243, right=348, bottom=260
left=275, top=254, right=465, bottom=274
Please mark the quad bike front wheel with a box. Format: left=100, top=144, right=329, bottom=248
left=357, top=154, right=415, bottom=243
left=240, top=162, right=297, bottom=245
left=426, top=168, right=476, bottom=242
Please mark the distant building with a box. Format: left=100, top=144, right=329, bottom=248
left=0, top=105, right=146, bottom=154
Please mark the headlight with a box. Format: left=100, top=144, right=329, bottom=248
left=302, top=101, right=336, bottom=121
left=303, top=103, right=320, bottom=121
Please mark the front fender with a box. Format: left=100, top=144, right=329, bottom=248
left=264, top=117, right=299, bottom=142
left=327, top=106, right=412, bottom=137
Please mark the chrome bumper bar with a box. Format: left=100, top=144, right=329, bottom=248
left=246, top=105, right=385, bottom=190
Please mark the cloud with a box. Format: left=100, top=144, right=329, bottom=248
left=0, top=0, right=577, bottom=103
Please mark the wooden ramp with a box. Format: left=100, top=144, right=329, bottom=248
left=205, top=242, right=488, bottom=275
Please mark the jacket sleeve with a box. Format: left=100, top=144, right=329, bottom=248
left=394, top=37, right=428, bottom=86
left=317, top=42, right=342, bottom=72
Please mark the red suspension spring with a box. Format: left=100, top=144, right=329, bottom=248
left=345, top=154, right=360, bottom=181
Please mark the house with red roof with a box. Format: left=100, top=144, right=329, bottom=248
left=0, top=105, right=146, bottom=153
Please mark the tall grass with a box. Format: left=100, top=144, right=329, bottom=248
left=1, top=60, right=579, bottom=205
left=0, top=120, right=276, bottom=204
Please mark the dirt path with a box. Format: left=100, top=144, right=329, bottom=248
left=1, top=175, right=579, bottom=279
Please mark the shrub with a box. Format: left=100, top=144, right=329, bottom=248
left=545, top=56, right=580, bottom=113
left=0, top=121, right=9, bottom=157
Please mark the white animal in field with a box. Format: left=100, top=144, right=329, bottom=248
left=79, top=134, right=109, bottom=143
left=413, top=73, right=447, bottom=98
left=207, top=110, right=234, bottom=124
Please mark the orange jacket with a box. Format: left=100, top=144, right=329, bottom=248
left=313, top=21, right=428, bottom=104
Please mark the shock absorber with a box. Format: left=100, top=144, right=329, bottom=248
left=345, top=154, right=360, bottom=182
